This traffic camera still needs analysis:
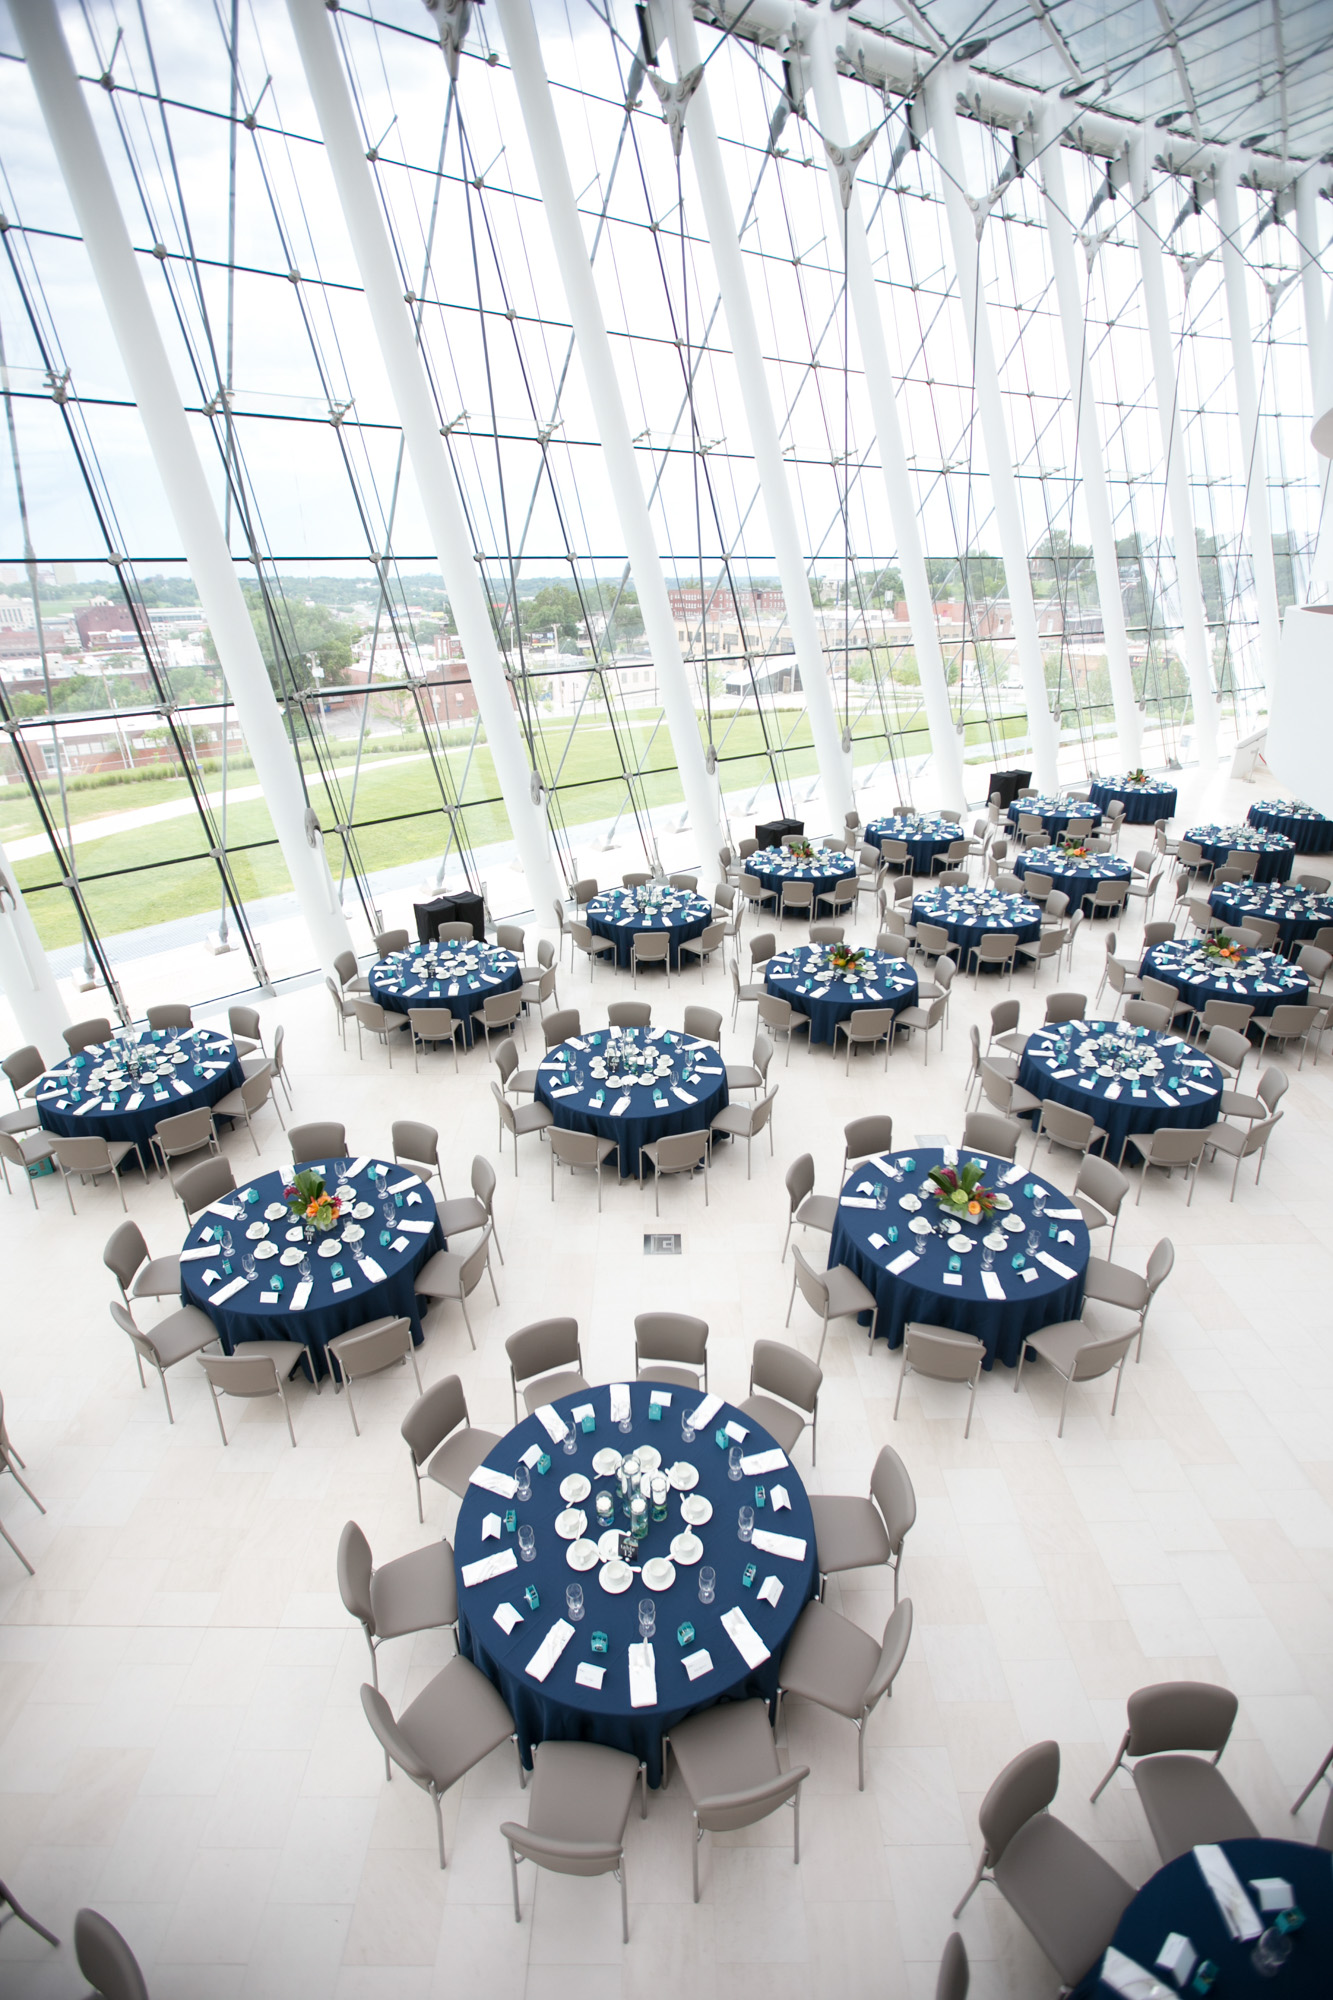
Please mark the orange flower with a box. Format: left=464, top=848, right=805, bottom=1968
left=967, top=1199, right=981, bottom=1215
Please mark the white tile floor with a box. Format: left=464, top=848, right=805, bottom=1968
left=3, top=771, right=1333, bottom=1998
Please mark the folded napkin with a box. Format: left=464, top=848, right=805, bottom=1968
left=288, top=1281, right=312, bottom=1312
left=125, top=1090, right=143, bottom=1111
left=397, top=1219, right=434, bottom=1234
left=390, top=1237, right=408, bottom=1255
left=1098, top=1947, right=1168, bottom=1998
left=1194, top=1844, right=1261, bottom=1939
left=534, top=1405, right=570, bottom=1444
left=575, top=1662, right=605, bottom=1690
left=671, top=1087, right=697, bottom=1105
left=740, top=1448, right=786, bottom=1476
left=609, top=1096, right=631, bottom=1117
left=1002, top=1164, right=1026, bottom=1185
left=750, top=1528, right=806, bottom=1562
left=1045, top=1207, right=1082, bottom=1219
left=721, top=1605, right=770, bottom=1669
left=770, top=1483, right=791, bottom=1512
left=681, top=1649, right=713, bottom=1682
left=981, top=1271, right=1007, bottom=1301
left=756, top=1575, right=783, bottom=1607
left=1036, top=1251, right=1077, bottom=1281
left=549, top=1085, right=580, bottom=1099
left=469, top=1465, right=518, bottom=1499
left=206, top=1200, right=242, bottom=1219
left=461, top=1547, right=518, bottom=1588
left=608, top=1384, right=631, bottom=1423
left=841, top=1196, right=878, bottom=1209
left=210, top=1275, right=250, bottom=1306
left=526, top=1619, right=575, bottom=1683
left=345, top=1156, right=370, bottom=1178
left=180, top=1245, right=215, bottom=1262
left=482, top=1513, right=501, bottom=1541
left=688, top=1393, right=723, bottom=1430
left=627, top=1640, right=657, bottom=1708
left=887, top=1250, right=919, bottom=1276
left=356, top=1255, right=388, bottom=1284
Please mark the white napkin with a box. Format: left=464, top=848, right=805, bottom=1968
left=356, top=1255, right=388, bottom=1284
left=740, top=1448, right=786, bottom=1476
left=841, top=1196, right=878, bottom=1209
left=750, top=1529, right=806, bottom=1561
left=671, top=1087, right=697, bottom=1105
left=462, top=1547, right=518, bottom=1588
left=1046, top=1207, right=1082, bottom=1219
left=575, top=1662, right=605, bottom=1690
left=345, top=1157, right=370, bottom=1178
left=206, top=1200, right=242, bottom=1219
left=609, top=1096, right=631, bottom=1116
left=386, top=1175, right=417, bottom=1195
left=482, top=1513, right=501, bottom=1541
left=534, top=1405, right=570, bottom=1444
left=887, top=1250, right=918, bottom=1275
left=1002, top=1164, right=1026, bottom=1185
left=210, top=1275, right=250, bottom=1306
left=469, top=1465, right=518, bottom=1499
left=608, top=1384, right=631, bottom=1423
left=721, top=1605, right=770, bottom=1669
left=688, top=1393, right=723, bottom=1430
left=756, top=1575, right=783, bottom=1607
left=179, top=1245, right=215, bottom=1262
left=549, top=1085, right=580, bottom=1099
left=682, top=1649, right=713, bottom=1681
left=1194, top=1844, right=1261, bottom=1939
left=397, top=1219, right=434, bottom=1234
left=627, top=1640, right=657, bottom=1708
left=770, top=1483, right=791, bottom=1512
left=1036, top=1251, right=1077, bottom=1281
left=1098, top=1947, right=1169, bottom=1998
left=981, top=1271, right=1006, bottom=1301
left=525, top=1620, right=575, bottom=1683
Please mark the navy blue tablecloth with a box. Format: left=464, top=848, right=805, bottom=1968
left=828, top=1147, right=1088, bottom=1366
left=454, top=1381, right=817, bottom=1786
left=1248, top=800, right=1333, bottom=854
left=1073, top=1839, right=1333, bottom=1998
left=534, top=1027, right=727, bottom=1177
left=1141, top=940, right=1309, bottom=1021
left=1015, top=849, right=1132, bottom=913
left=745, top=847, right=858, bottom=909
left=1017, top=1020, right=1222, bottom=1164
left=764, top=944, right=918, bottom=1047
left=910, top=888, right=1042, bottom=964
left=1209, top=883, right=1333, bottom=950
left=368, top=940, right=520, bottom=1047
left=180, top=1156, right=443, bottom=1377
left=864, top=817, right=957, bottom=875
left=36, top=1028, right=244, bottom=1173
left=586, top=889, right=714, bottom=970
left=1007, top=796, right=1103, bottom=838
left=1185, top=824, right=1294, bottom=883
left=1089, top=777, right=1178, bottom=824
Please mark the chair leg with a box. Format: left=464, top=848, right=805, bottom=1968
left=1291, top=1747, right=1333, bottom=1814
left=1056, top=1373, right=1073, bottom=1438
left=344, top=1377, right=360, bottom=1437
left=619, top=1855, right=629, bottom=1944
left=209, top=1385, right=229, bottom=1445
left=0, top=1516, right=34, bottom=1575
left=0, top=1879, right=58, bottom=1945
left=157, top=1360, right=176, bottom=1424
left=964, top=1371, right=978, bottom=1440
left=893, top=1357, right=909, bottom=1420
left=952, top=1857, right=987, bottom=1918
left=1090, top=1733, right=1131, bottom=1802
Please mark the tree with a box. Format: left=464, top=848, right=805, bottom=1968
left=519, top=584, right=584, bottom=648
left=204, top=589, right=358, bottom=697
left=600, top=585, right=644, bottom=653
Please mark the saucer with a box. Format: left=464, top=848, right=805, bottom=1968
left=641, top=1557, right=676, bottom=1591
left=668, top=1533, right=703, bottom=1565
left=264, top=1203, right=287, bottom=1222
left=554, top=1509, right=587, bottom=1541
left=566, top=1539, right=599, bottom=1572
left=559, top=1474, right=591, bottom=1504
left=599, top=1561, right=633, bottom=1594
left=317, top=1238, right=342, bottom=1258
left=634, top=1447, right=662, bottom=1473
left=591, top=1449, right=623, bottom=1477
left=679, top=1495, right=713, bottom=1526
left=279, top=1248, right=304, bottom=1266
left=1002, top=1215, right=1025, bottom=1234
left=245, top=1221, right=269, bottom=1240
left=285, top=1227, right=304, bottom=1244
left=253, top=1241, right=279, bottom=1261
left=667, top=1462, right=699, bottom=1491
left=342, top=1224, right=365, bottom=1243
left=352, top=1202, right=374, bottom=1220
left=908, top=1216, right=933, bottom=1235
left=597, top=1529, right=623, bottom=1561
left=947, top=1234, right=974, bottom=1254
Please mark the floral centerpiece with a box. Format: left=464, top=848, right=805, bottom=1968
left=1200, top=937, right=1247, bottom=966
left=785, top=839, right=815, bottom=861
left=285, top=1168, right=342, bottom=1234
left=1126, top=768, right=1149, bottom=785
left=1061, top=841, right=1089, bottom=859
left=926, top=1158, right=997, bottom=1224
left=826, top=942, right=868, bottom=977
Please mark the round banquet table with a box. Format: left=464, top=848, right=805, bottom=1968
left=454, top=1380, right=817, bottom=1786
left=179, top=1155, right=444, bottom=1377
left=1209, top=882, right=1333, bottom=951
left=1015, top=848, right=1132, bottom=914
left=35, top=1027, right=244, bottom=1173
left=828, top=1147, right=1088, bottom=1366
left=1248, top=799, right=1333, bottom=855
left=368, top=938, right=520, bottom=1046
left=1072, top=1838, right=1333, bottom=1999
left=1141, top=939, right=1310, bottom=1023
left=910, top=887, right=1043, bottom=964
left=1007, top=795, right=1103, bottom=838
left=1088, top=776, right=1178, bottom=825
left=864, top=816, right=957, bottom=875
left=1016, top=1019, right=1223, bottom=1164
left=744, top=846, right=858, bottom=911
left=1185, top=823, right=1294, bottom=884
left=534, top=1026, right=727, bottom=1178
left=763, top=943, right=918, bottom=1047
left=586, top=887, right=714, bottom=971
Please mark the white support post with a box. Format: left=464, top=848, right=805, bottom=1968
left=1294, top=169, right=1333, bottom=603
left=0, top=840, right=70, bottom=1064
left=285, top=0, right=563, bottom=919
left=1037, top=113, right=1142, bottom=770
left=1129, top=133, right=1219, bottom=767
left=805, top=22, right=968, bottom=810
left=1215, top=151, right=1283, bottom=697
left=923, top=66, right=1062, bottom=791
left=14, top=0, right=355, bottom=975
left=492, top=0, right=727, bottom=878
left=665, top=0, right=854, bottom=825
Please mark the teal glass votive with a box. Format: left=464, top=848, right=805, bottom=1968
left=590, top=1630, right=608, bottom=1654
left=715, top=1428, right=729, bottom=1450
left=1275, top=1909, right=1304, bottom=1934
left=581, top=1413, right=596, bottom=1432
left=1190, top=1963, right=1217, bottom=1994
left=903, top=1156, right=916, bottom=1171
left=887, top=1225, right=898, bottom=1244
left=330, top=1263, right=343, bottom=1280
left=523, top=1584, right=540, bottom=1610
left=503, top=1509, right=517, bottom=1534
left=754, top=1486, right=766, bottom=1508
left=536, top=1453, right=551, bottom=1475
left=1023, top=1182, right=1035, bottom=1198
left=948, top=1255, right=961, bottom=1273
left=1011, top=1252, right=1025, bottom=1269
left=647, top=1403, right=661, bottom=1423
left=676, top=1621, right=695, bottom=1648
left=741, top=1563, right=756, bottom=1588
left=379, top=1230, right=391, bottom=1247
left=272, top=1275, right=284, bottom=1293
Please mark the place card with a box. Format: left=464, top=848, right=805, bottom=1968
left=258, top=1290, right=279, bottom=1305
left=681, top=1649, right=713, bottom=1681
left=390, top=1237, right=409, bottom=1254
left=770, top=1483, right=791, bottom=1511
left=942, top=1273, right=962, bottom=1286
left=723, top=1421, right=748, bottom=1444
left=756, top=1575, right=783, bottom=1607
left=482, top=1513, right=501, bottom=1541
left=575, top=1662, right=605, bottom=1690
left=649, top=1390, right=671, bottom=1407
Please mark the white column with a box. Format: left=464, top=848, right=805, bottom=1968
left=1215, top=150, right=1283, bottom=697
left=492, top=0, right=726, bottom=878
left=922, top=66, right=1062, bottom=790
left=665, top=0, right=854, bottom=824
left=1037, top=113, right=1142, bottom=769
left=0, top=840, right=70, bottom=1064
left=1129, top=133, right=1219, bottom=766
left=285, top=0, right=563, bottom=917
left=805, top=23, right=968, bottom=809
left=14, top=0, right=355, bottom=974
left=1294, top=169, right=1333, bottom=602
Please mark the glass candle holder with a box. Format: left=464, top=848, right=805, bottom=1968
left=630, top=1497, right=648, bottom=1541
left=650, top=1475, right=669, bottom=1523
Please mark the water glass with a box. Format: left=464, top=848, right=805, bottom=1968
left=299, top=1256, right=312, bottom=1282
left=517, top=1524, right=536, bottom=1562
left=981, top=1243, right=995, bottom=1271
left=1251, top=1927, right=1292, bottom=1977
left=565, top=1582, right=584, bottom=1622
left=515, top=1463, right=532, bottom=1502
left=727, top=1446, right=743, bottom=1481
left=638, top=1597, right=656, bottom=1639
left=681, top=1413, right=696, bottom=1444
left=1033, top=1187, right=1047, bottom=1218
left=562, top=1430, right=578, bottom=1455
left=738, top=1505, right=754, bottom=1542
left=221, top=1232, right=235, bottom=1260
left=1026, top=1229, right=1040, bottom=1255
left=698, top=1565, right=716, bottom=1604
left=618, top=1412, right=633, bottom=1434
left=241, top=1253, right=256, bottom=1282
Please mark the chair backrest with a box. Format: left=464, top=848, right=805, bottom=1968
left=493, top=1039, right=518, bottom=1086
left=146, top=1003, right=192, bottom=1030
left=747, top=1089, right=779, bottom=1136
left=977, top=1739, right=1060, bottom=1868
left=458, top=1230, right=493, bottom=1295
left=915, top=923, right=950, bottom=955
left=537, top=938, right=556, bottom=971
left=1143, top=1237, right=1175, bottom=1298
left=960, top=1111, right=1021, bottom=1160
left=668, top=872, right=698, bottom=892
left=1197, top=999, right=1252, bottom=1035
left=785, top=1153, right=816, bottom=1215
left=1043, top=991, right=1086, bottom=1025
left=1201, top=1025, right=1249, bottom=1072
left=935, top=1932, right=969, bottom=2000
left=1037, top=1101, right=1094, bottom=1149
left=1142, top=1125, right=1207, bottom=1164
left=650, top=1129, right=710, bottom=1171
left=1256, top=1066, right=1289, bottom=1115
left=2, top=1043, right=45, bottom=1096
left=471, top=1154, right=497, bottom=1212
left=199, top=1351, right=280, bottom=1398
left=1268, top=1003, right=1314, bottom=1036
left=978, top=1065, right=1015, bottom=1117
left=750, top=1337, right=821, bottom=1417
left=756, top=994, right=792, bottom=1032
left=975, top=933, right=1017, bottom=962
left=333, top=951, right=361, bottom=989
left=495, top=924, right=525, bottom=954
left=481, top=991, right=522, bottom=1024
left=635, top=1311, right=708, bottom=1373
left=1298, top=944, right=1332, bottom=982
left=1138, top=974, right=1179, bottom=1012
left=550, top=1126, right=606, bottom=1170
left=903, top=1324, right=985, bottom=1384
left=844, top=1113, right=894, bottom=1163
left=750, top=932, right=776, bottom=966
left=238, top=1067, right=272, bottom=1113
left=1142, top=921, right=1175, bottom=949
left=1074, top=1154, right=1128, bottom=1218
left=809, top=924, right=845, bottom=945
left=491, top=1081, right=517, bottom=1134
left=360, top=1682, right=430, bottom=1784
left=74, top=1909, right=149, bottom=2000
left=607, top=1002, right=651, bottom=1028
left=175, top=1155, right=236, bottom=1217
left=1123, top=1000, right=1170, bottom=1032
left=335, top=1316, right=412, bottom=1382
left=870, top=1443, right=917, bottom=1554
left=410, top=1015, right=457, bottom=1057
left=325, top=975, right=352, bottom=1018
left=682, top=1006, right=722, bottom=1044
left=990, top=999, right=1020, bottom=1040
left=507, top=1317, right=581, bottom=1392
left=229, top=1005, right=261, bottom=1043
left=572, top=877, right=598, bottom=903
left=542, top=1007, right=581, bottom=1046
left=1124, top=1680, right=1238, bottom=1758
left=337, top=1519, right=375, bottom=1627
left=289, top=1121, right=347, bottom=1162
left=393, top=1120, right=439, bottom=1170
left=103, top=1219, right=148, bottom=1295
left=866, top=1597, right=914, bottom=1709
left=1024, top=872, right=1053, bottom=901
left=875, top=931, right=909, bottom=956
left=374, top=928, right=410, bottom=956
left=790, top=1245, right=829, bottom=1318
left=64, top=1017, right=112, bottom=1054
left=633, top=930, right=671, bottom=961
left=155, top=1105, right=215, bottom=1159
left=401, top=1374, right=468, bottom=1468
left=1045, top=892, right=1069, bottom=922
left=1070, top=1327, right=1137, bottom=1381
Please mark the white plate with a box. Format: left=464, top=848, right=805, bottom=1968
left=667, top=1462, right=699, bottom=1491
left=982, top=1232, right=1007, bottom=1252
left=566, top=1539, right=599, bottom=1572
left=264, top=1203, right=287, bottom=1222
left=335, top=1185, right=355, bottom=1203
left=634, top=1447, right=662, bottom=1473
left=555, top=1509, right=587, bottom=1541
left=317, top=1238, right=342, bottom=1258
left=245, top=1221, right=269, bottom=1240
left=992, top=1192, right=1013, bottom=1210
left=591, top=1449, right=623, bottom=1477
left=600, top=1560, right=633, bottom=1594
left=342, top=1224, right=365, bottom=1243
left=559, top=1474, right=591, bottom=1504
left=947, top=1234, right=974, bottom=1254
left=899, top=1193, right=921, bottom=1211
left=285, top=1227, right=304, bottom=1244
left=641, top=1557, right=676, bottom=1591
left=279, top=1247, right=304, bottom=1266
left=908, top=1216, right=933, bottom=1236
left=253, top=1241, right=279, bottom=1261
left=1002, top=1215, right=1025, bottom=1234
left=680, top=1494, right=713, bottom=1526
left=352, top=1202, right=374, bottom=1220
left=597, top=1529, right=623, bottom=1561
left=669, top=1532, right=703, bottom=1565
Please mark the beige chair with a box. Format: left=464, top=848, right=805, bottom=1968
left=708, top=1088, right=777, bottom=1179
left=228, top=1005, right=263, bottom=1055
left=401, top=1376, right=501, bottom=1518
left=1087, top=878, right=1128, bottom=920
left=682, top=1005, right=722, bottom=1046
left=392, top=1120, right=441, bottom=1187
left=623, top=871, right=652, bottom=888
left=894, top=1324, right=986, bottom=1438
left=786, top=1246, right=879, bottom=1360
left=935, top=1933, right=969, bottom=2000
left=1072, top=1154, right=1130, bottom=1256
left=639, top=1129, right=710, bottom=1213
left=631, top=931, right=671, bottom=984
left=549, top=1127, right=617, bottom=1208
left=776, top=1597, right=913, bottom=1790
left=479, top=991, right=525, bottom=1050
left=1042, top=990, right=1086, bottom=1025
left=506, top=1317, right=587, bottom=1422
left=520, top=958, right=559, bottom=1021
left=494, top=1038, right=538, bottom=1102
left=73, top=1910, right=148, bottom=2000
left=1029, top=1099, right=1108, bottom=1167
left=198, top=1342, right=310, bottom=1446
left=730, top=958, right=768, bottom=1029
left=327, top=1317, right=423, bottom=1435
left=967, top=934, right=1018, bottom=983
left=289, top=1120, right=347, bottom=1163
left=360, top=1660, right=518, bottom=1867
left=782, top=1154, right=837, bottom=1260
left=103, top=1220, right=181, bottom=1310
left=960, top=1110, right=1022, bottom=1162
left=893, top=991, right=948, bottom=1062
left=325, top=975, right=358, bottom=1045
left=1202, top=1109, right=1283, bottom=1199
left=570, top=922, right=616, bottom=975
left=1255, top=1001, right=1324, bottom=1066
left=144, top=1003, right=192, bottom=1031
left=1139, top=974, right=1193, bottom=1028
left=490, top=1082, right=554, bottom=1173
left=408, top=1008, right=462, bottom=1073
left=334, top=950, right=370, bottom=995
left=1017, top=929, right=1067, bottom=981
left=953, top=1741, right=1134, bottom=1985
left=495, top=923, right=525, bottom=956
left=913, top=920, right=951, bottom=962
left=415, top=1230, right=499, bottom=1350
left=543, top=1007, right=582, bottom=1047
left=1014, top=1321, right=1137, bottom=1435
left=605, top=1002, right=648, bottom=1030
left=726, top=1031, right=773, bottom=1098
left=1122, top=998, right=1171, bottom=1033
left=0, top=1127, right=59, bottom=1207
left=634, top=1311, right=708, bottom=1390
left=174, top=1154, right=236, bottom=1221
left=988, top=998, right=1026, bottom=1055
left=435, top=921, right=478, bottom=943
left=242, top=1020, right=290, bottom=1106
left=1193, top=998, right=1253, bottom=1040
left=1090, top=1682, right=1258, bottom=1864
left=755, top=993, right=811, bottom=1066
left=834, top=1006, right=896, bottom=1072
left=211, top=1065, right=283, bottom=1153
left=779, top=878, right=815, bottom=923
left=502, top=1739, right=646, bottom=1941
left=810, top=1443, right=916, bottom=1602
left=1, top=1043, right=45, bottom=1130
left=1219, top=1063, right=1287, bottom=1127
left=1083, top=1238, right=1175, bottom=1359
left=436, top=1155, right=504, bottom=1264
left=739, top=871, right=777, bottom=920
left=738, top=1339, right=822, bottom=1463
left=815, top=876, right=858, bottom=920
left=663, top=1699, right=808, bottom=1902
left=1122, top=1125, right=1206, bottom=1202
left=151, top=1104, right=219, bottom=1183
left=0, top=1388, right=45, bottom=1576
left=52, top=1135, right=137, bottom=1214
left=976, top=1062, right=1042, bottom=1126
left=63, top=1017, right=112, bottom=1054
left=679, top=921, right=726, bottom=976
left=338, top=1519, right=458, bottom=1690
left=1198, top=1023, right=1250, bottom=1078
